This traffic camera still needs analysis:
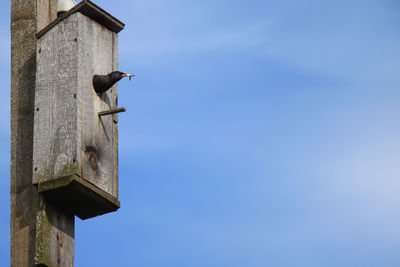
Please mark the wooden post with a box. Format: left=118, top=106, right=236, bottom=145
left=11, top=0, right=75, bottom=266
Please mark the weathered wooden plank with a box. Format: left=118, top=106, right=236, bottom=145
left=80, top=13, right=119, bottom=197
left=35, top=200, right=75, bottom=266
left=11, top=0, right=75, bottom=266
left=33, top=12, right=80, bottom=184
left=33, top=10, right=120, bottom=218
left=36, top=0, right=125, bottom=39
left=38, top=175, right=120, bottom=219
left=112, top=32, right=119, bottom=199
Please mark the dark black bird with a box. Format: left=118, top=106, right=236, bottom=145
left=92, top=71, right=134, bottom=95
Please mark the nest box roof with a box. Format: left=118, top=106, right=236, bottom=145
left=37, top=0, right=125, bottom=39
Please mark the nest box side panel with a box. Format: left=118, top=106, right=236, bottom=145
left=78, top=13, right=119, bottom=198
left=33, top=14, right=80, bottom=184
left=112, top=34, right=119, bottom=199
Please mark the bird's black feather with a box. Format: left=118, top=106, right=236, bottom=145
left=92, top=71, right=126, bottom=94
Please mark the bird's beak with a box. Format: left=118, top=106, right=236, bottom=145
left=122, top=73, right=135, bottom=81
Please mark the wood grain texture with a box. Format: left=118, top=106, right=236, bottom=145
left=35, top=200, right=75, bottom=266
left=38, top=175, right=120, bottom=220
left=80, top=13, right=119, bottom=197
left=11, top=0, right=75, bottom=266
left=33, top=11, right=119, bottom=214
left=33, top=13, right=80, bottom=184
left=36, top=0, right=125, bottom=39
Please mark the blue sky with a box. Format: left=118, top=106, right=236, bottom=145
left=2, top=0, right=400, bottom=266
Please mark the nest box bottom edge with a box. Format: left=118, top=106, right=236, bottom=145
left=37, top=175, right=120, bottom=220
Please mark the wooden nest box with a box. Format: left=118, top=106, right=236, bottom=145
left=33, top=0, right=125, bottom=220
